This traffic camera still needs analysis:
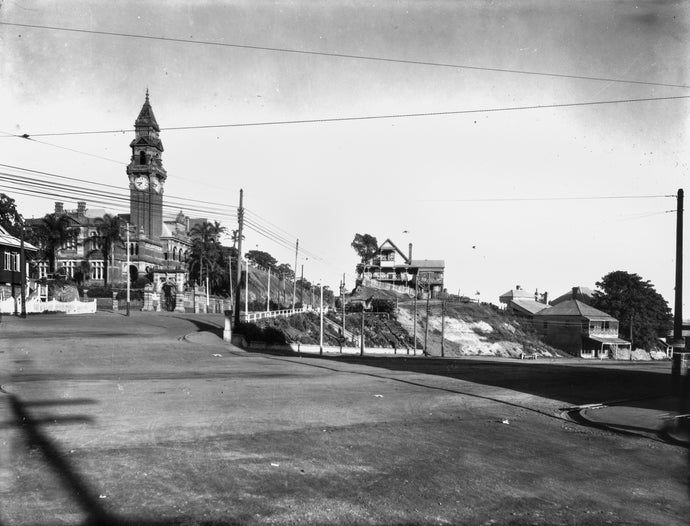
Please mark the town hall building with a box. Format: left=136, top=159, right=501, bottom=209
left=28, top=91, right=202, bottom=291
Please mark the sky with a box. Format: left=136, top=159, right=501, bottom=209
left=1, top=0, right=689, bottom=309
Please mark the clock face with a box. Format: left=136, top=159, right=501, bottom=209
left=134, top=176, right=149, bottom=190
left=151, top=179, right=162, bottom=193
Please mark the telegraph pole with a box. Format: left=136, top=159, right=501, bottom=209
left=672, top=188, right=687, bottom=395
left=292, top=239, right=299, bottom=311
left=266, top=267, right=271, bottom=312
left=341, top=273, right=346, bottom=339
left=424, top=277, right=430, bottom=356
left=126, top=223, right=130, bottom=316
left=412, top=283, right=417, bottom=356
left=319, top=282, right=324, bottom=355
left=441, top=296, right=446, bottom=358
left=234, top=189, right=244, bottom=326
left=19, top=223, right=26, bottom=318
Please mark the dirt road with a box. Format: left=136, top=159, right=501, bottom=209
left=1, top=312, right=687, bottom=525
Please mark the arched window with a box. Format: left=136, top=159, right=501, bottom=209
left=173, top=247, right=177, bottom=260
left=139, top=151, right=146, bottom=165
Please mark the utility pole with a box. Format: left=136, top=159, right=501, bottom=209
left=244, top=257, right=249, bottom=319
left=126, top=223, right=130, bottom=316
left=292, top=239, right=298, bottom=311
left=19, top=222, right=26, bottom=318
left=441, top=296, right=446, bottom=358
left=424, top=275, right=430, bottom=356
left=319, top=282, right=324, bottom=355
left=266, top=267, right=271, bottom=312
left=360, top=307, right=365, bottom=356
left=412, top=282, right=417, bottom=356
left=300, top=263, right=304, bottom=306
left=672, top=188, right=687, bottom=395
left=234, top=189, right=244, bottom=326
left=341, top=273, right=346, bottom=340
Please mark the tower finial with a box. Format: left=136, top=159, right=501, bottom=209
left=145, top=88, right=149, bottom=103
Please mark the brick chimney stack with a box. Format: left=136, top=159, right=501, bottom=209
left=54, top=202, right=64, bottom=214
left=408, top=243, right=413, bottom=263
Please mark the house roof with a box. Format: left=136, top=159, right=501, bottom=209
left=410, top=259, right=444, bottom=270
left=377, top=238, right=409, bottom=264
left=509, top=299, right=548, bottom=315
left=535, top=299, right=616, bottom=320
left=550, top=286, right=595, bottom=306
left=0, top=226, right=38, bottom=251
left=499, top=287, right=533, bottom=303
left=586, top=335, right=630, bottom=345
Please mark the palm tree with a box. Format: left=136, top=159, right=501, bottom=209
left=74, top=260, right=92, bottom=287
left=96, top=214, right=125, bottom=287
left=188, top=220, right=227, bottom=293
left=32, top=213, right=78, bottom=274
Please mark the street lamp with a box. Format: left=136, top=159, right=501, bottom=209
left=319, top=281, right=324, bottom=355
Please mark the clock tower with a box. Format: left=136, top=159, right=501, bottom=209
left=127, top=89, right=167, bottom=240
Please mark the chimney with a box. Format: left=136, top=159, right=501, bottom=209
left=543, top=291, right=548, bottom=305
left=186, top=217, right=190, bottom=232
left=77, top=201, right=86, bottom=215
left=408, top=243, right=413, bottom=263
left=534, top=289, right=539, bottom=301
left=572, top=286, right=579, bottom=301
left=55, top=202, right=64, bottom=214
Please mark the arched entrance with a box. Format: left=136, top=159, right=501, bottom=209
left=161, top=280, right=177, bottom=311
left=129, top=265, right=138, bottom=286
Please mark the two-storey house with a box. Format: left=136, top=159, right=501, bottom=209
left=356, top=238, right=445, bottom=298
left=533, top=289, right=631, bottom=359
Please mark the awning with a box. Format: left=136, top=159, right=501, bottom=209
left=586, top=335, right=631, bottom=346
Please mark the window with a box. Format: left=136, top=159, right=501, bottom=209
left=4, top=252, right=12, bottom=270
left=91, top=261, right=104, bottom=280
left=140, top=151, right=146, bottom=164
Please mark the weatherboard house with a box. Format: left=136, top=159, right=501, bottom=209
left=0, top=226, right=37, bottom=310
left=26, top=92, right=203, bottom=296
left=356, top=238, right=445, bottom=298
left=533, top=288, right=631, bottom=359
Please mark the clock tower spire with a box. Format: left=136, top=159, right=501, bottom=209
left=127, top=90, right=167, bottom=240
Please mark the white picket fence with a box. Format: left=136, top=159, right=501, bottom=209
left=0, top=297, right=97, bottom=314
left=240, top=305, right=330, bottom=323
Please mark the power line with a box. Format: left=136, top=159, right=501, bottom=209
left=0, top=163, right=238, bottom=212
left=2, top=21, right=687, bottom=90
left=5, top=95, right=690, bottom=139
left=421, top=194, right=674, bottom=203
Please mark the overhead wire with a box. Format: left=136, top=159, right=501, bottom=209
left=2, top=21, right=687, bottom=90
left=5, top=94, right=690, bottom=139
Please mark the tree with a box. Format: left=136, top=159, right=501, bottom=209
left=351, top=233, right=378, bottom=263
left=591, top=271, right=673, bottom=350
left=276, top=263, right=295, bottom=280
left=245, top=249, right=277, bottom=270
left=31, top=213, right=79, bottom=274
left=73, top=260, right=92, bottom=287
left=187, top=220, right=227, bottom=293
left=0, top=193, right=23, bottom=237
left=96, top=214, right=125, bottom=287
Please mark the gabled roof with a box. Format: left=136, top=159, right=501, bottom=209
left=377, top=238, right=409, bottom=264
left=410, top=259, right=444, bottom=270
left=0, top=225, right=38, bottom=251
left=535, top=299, right=616, bottom=320
left=499, top=287, right=533, bottom=303
left=134, top=90, right=160, bottom=132
left=550, top=286, right=594, bottom=306
left=509, top=299, right=548, bottom=315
